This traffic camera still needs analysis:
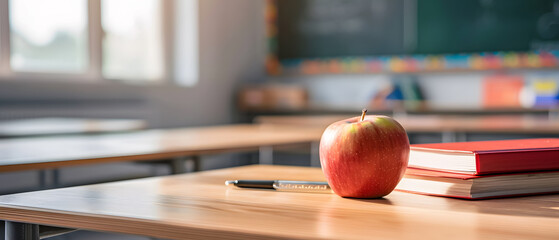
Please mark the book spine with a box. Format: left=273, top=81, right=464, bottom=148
left=476, top=149, right=559, bottom=175
left=475, top=153, right=481, bottom=175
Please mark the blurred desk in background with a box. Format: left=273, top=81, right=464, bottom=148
left=0, top=165, right=558, bottom=239
left=0, top=118, right=147, bottom=138
left=0, top=124, right=324, bottom=189
left=255, top=114, right=559, bottom=142
left=242, top=103, right=557, bottom=116
left=4, top=115, right=557, bottom=192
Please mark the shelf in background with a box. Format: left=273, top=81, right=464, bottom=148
left=243, top=103, right=556, bottom=116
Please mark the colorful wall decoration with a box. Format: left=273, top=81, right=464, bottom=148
left=265, top=0, right=559, bottom=76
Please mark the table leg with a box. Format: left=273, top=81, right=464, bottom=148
left=441, top=131, right=457, bottom=143
left=4, top=222, right=76, bottom=240
left=310, top=142, right=320, bottom=167
left=191, top=156, right=201, bottom=172
left=5, top=222, right=39, bottom=240
left=259, top=146, right=273, bottom=165
left=38, top=171, right=48, bottom=189
left=52, top=169, right=60, bottom=188
left=456, top=132, right=467, bottom=142
left=1, top=221, right=5, bottom=240
left=170, top=157, right=187, bottom=174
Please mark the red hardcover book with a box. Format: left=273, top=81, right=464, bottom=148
left=408, top=138, right=559, bottom=175
left=395, top=168, right=559, bottom=199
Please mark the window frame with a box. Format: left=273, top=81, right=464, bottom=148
left=0, top=0, right=184, bottom=85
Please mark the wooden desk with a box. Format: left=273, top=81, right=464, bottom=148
left=255, top=114, right=559, bottom=133
left=0, top=124, right=324, bottom=174
left=1, top=165, right=558, bottom=239
left=0, top=118, right=147, bottom=138
left=255, top=114, right=559, bottom=142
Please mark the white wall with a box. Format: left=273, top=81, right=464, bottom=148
left=276, top=70, right=559, bottom=111
left=273, top=73, right=482, bottom=111
left=150, top=0, right=266, bottom=128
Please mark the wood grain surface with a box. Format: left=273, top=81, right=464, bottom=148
left=0, top=165, right=558, bottom=239
left=0, top=124, right=324, bottom=172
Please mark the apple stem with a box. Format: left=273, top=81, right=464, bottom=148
left=360, top=109, right=367, bottom=122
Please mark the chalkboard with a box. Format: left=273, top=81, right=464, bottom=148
left=417, top=0, right=559, bottom=54
left=276, top=0, right=407, bottom=59
left=274, top=0, right=559, bottom=59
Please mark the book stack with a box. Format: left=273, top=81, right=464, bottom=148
left=395, top=138, right=559, bottom=199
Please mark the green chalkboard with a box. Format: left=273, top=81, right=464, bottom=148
left=417, top=0, right=559, bottom=54
left=275, top=0, right=559, bottom=59
left=276, top=0, right=407, bottom=59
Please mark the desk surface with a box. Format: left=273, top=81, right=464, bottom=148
left=3, top=115, right=558, bottom=173
left=0, top=124, right=323, bottom=173
left=255, top=114, right=559, bottom=134
left=0, top=118, right=147, bottom=137
left=0, top=165, right=558, bottom=239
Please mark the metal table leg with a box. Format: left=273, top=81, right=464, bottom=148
left=52, top=169, right=60, bottom=188
left=310, top=142, right=320, bottom=167
left=170, top=157, right=187, bottom=174
left=38, top=171, right=48, bottom=190
left=456, top=132, right=467, bottom=142
left=259, top=146, right=273, bottom=165
left=1, top=221, right=5, bottom=240
left=5, top=222, right=39, bottom=240
left=4, top=222, right=76, bottom=240
left=191, top=156, right=201, bottom=172
left=441, top=131, right=457, bottom=143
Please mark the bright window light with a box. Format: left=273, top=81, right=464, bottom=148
left=101, top=0, right=164, bottom=82
left=9, top=0, right=88, bottom=73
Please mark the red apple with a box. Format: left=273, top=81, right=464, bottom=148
left=319, top=109, right=409, bottom=198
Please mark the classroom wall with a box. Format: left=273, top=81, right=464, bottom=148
left=273, top=71, right=559, bottom=111
left=275, top=73, right=485, bottom=110
left=0, top=0, right=266, bottom=128
left=0, top=0, right=267, bottom=194
left=150, top=0, right=266, bottom=128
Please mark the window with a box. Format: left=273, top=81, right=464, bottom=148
left=0, top=0, right=199, bottom=85
left=9, top=0, right=88, bottom=73
left=102, top=0, right=164, bottom=81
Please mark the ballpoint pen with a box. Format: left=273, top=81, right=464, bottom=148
left=225, top=180, right=332, bottom=193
